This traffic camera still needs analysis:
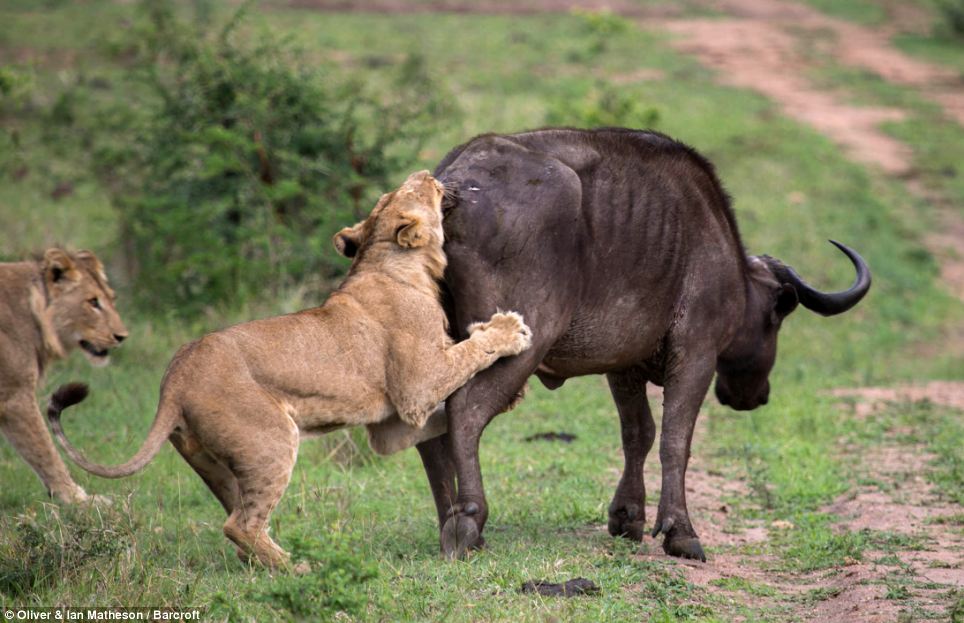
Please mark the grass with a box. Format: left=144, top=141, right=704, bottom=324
left=799, top=0, right=887, bottom=24
left=1, top=1, right=963, bottom=621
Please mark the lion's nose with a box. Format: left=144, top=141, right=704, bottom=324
left=114, top=333, right=127, bottom=344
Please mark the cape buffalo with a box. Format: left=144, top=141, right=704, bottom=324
left=414, top=128, right=871, bottom=562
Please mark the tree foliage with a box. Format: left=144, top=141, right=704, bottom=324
left=89, top=1, right=457, bottom=314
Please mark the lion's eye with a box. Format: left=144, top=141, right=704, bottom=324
left=89, top=298, right=101, bottom=310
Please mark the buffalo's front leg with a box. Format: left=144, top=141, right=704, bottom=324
left=652, top=358, right=715, bottom=562
left=606, top=369, right=656, bottom=541
left=440, top=349, right=543, bottom=560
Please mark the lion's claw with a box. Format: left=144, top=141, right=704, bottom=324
left=467, top=311, right=533, bottom=356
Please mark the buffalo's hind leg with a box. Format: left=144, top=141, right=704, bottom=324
left=606, top=369, right=656, bottom=542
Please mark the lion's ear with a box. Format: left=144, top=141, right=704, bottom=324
left=394, top=212, right=430, bottom=249
left=43, top=248, right=80, bottom=284
left=334, top=224, right=364, bottom=258
left=74, top=250, right=104, bottom=275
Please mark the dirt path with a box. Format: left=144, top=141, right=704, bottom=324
left=637, top=385, right=963, bottom=621
left=294, top=0, right=964, bottom=303
left=655, top=0, right=964, bottom=304
left=704, top=0, right=964, bottom=125
left=285, top=0, right=672, bottom=17
left=656, top=17, right=912, bottom=175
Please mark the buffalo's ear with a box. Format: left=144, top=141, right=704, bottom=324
left=333, top=224, right=364, bottom=258
left=394, top=212, right=430, bottom=249
left=772, top=283, right=799, bottom=323
left=43, top=248, right=80, bottom=285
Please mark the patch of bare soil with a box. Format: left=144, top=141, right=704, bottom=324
left=635, top=384, right=963, bottom=621
left=822, top=444, right=964, bottom=620
left=656, top=17, right=912, bottom=174
left=284, top=0, right=676, bottom=17
left=633, top=450, right=914, bottom=621
left=706, top=0, right=964, bottom=124
left=655, top=0, right=964, bottom=304
left=831, top=381, right=964, bottom=416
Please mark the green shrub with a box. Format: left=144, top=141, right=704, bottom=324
left=83, top=1, right=457, bottom=314
left=546, top=81, right=660, bottom=130
left=567, top=9, right=633, bottom=62
left=935, top=0, right=964, bottom=39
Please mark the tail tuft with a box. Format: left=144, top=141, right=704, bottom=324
left=48, top=382, right=90, bottom=422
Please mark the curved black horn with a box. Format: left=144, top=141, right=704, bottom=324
left=763, top=240, right=871, bottom=316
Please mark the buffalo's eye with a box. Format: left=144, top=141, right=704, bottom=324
left=88, top=298, right=101, bottom=310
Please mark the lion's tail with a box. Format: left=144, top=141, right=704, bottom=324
left=47, top=383, right=179, bottom=479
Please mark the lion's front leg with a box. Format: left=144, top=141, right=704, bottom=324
left=366, top=404, right=448, bottom=456
left=391, top=312, right=532, bottom=428
left=0, top=393, right=90, bottom=503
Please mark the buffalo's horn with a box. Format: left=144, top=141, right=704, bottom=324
left=763, top=240, right=871, bottom=316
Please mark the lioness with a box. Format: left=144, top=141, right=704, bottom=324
left=47, top=170, right=531, bottom=568
left=0, top=248, right=127, bottom=503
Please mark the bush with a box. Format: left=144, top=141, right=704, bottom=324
left=566, top=9, right=633, bottom=62
left=84, top=1, right=457, bottom=314
left=546, top=81, right=660, bottom=130
left=935, top=0, right=964, bottom=39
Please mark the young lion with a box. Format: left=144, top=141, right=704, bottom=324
left=0, top=248, right=127, bottom=503
left=47, top=170, right=531, bottom=568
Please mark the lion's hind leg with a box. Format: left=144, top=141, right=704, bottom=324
left=217, top=414, right=299, bottom=569
left=170, top=428, right=240, bottom=514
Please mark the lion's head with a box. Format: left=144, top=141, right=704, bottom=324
left=333, top=170, right=446, bottom=275
left=33, top=248, right=128, bottom=367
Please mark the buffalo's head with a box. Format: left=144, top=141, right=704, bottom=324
left=714, top=240, right=871, bottom=410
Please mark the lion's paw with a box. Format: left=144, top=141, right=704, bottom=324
left=474, top=311, right=532, bottom=357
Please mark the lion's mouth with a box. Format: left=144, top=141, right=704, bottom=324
left=79, top=340, right=109, bottom=358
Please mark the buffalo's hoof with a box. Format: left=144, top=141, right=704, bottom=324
left=441, top=502, right=483, bottom=560
left=663, top=536, right=706, bottom=562
left=652, top=517, right=706, bottom=562
left=607, top=502, right=646, bottom=541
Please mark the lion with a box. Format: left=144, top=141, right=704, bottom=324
left=46, top=170, right=532, bottom=568
left=0, top=248, right=127, bottom=503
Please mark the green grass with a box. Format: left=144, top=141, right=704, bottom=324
left=893, top=33, right=964, bottom=74
left=799, top=0, right=887, bottom=24
left=1, top=1, right=963, bottom=621
left=709, top=577, right=778, bottom=598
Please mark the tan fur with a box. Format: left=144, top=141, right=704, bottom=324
left=0, top=248, right=127, bottom=503
left=49, top=171, right=532, bottom=568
